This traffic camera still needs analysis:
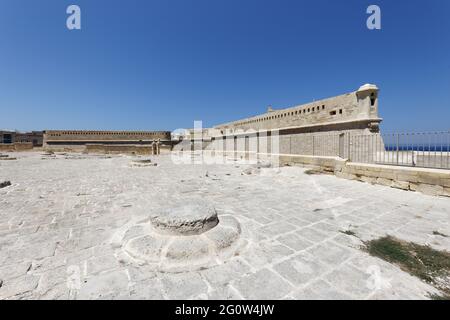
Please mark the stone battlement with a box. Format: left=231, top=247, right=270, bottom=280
left=44, top=130, right=171, bottom=143
left=214, top=84, right=381, bottom=134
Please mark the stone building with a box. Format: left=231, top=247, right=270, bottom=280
left=214, top=84, right=381, bottom=134
left=15, top=131, right=44, bottom=146
left=0, top=131, right=15, bottom=144
left=42, top=130, right=173, bottom=154
left=1, top=130, right=43, bottom=146
left=200, top=84, right=383, bottom=160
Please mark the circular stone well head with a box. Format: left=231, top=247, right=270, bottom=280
left=150, top=204, right=219, bottom=236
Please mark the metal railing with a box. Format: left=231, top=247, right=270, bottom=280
left=347, top=131, right=450, bottom=169
left=206, top=131, right=450, bottom=170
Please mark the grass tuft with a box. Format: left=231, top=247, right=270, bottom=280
left=365, top=236, right=450, bottom=296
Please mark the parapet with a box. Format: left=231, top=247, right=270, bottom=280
left=213, top=84, right=382, bottom=134
left=357, top=83, right=379, bottom=93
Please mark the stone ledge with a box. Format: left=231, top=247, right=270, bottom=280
left=276, top=154, right=450, bottom=198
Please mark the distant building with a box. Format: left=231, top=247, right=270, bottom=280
left=42, top=130, right=173, bottom=153
left=0, top=130, right=43, bottom=146
left=175, top=84, right=383, bottom=160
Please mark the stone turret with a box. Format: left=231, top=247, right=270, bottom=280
left=356, top=84, right=380, bottom=132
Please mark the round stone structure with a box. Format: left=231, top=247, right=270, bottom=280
left=150, top=204, right=219, bottom=236
left=120, top=202, right=244, bottom=272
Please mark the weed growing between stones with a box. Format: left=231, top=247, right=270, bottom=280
left=365, top=236, right=450, bottom=298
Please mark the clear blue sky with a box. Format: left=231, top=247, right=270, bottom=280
left=1, top=0, right=449, bottom=132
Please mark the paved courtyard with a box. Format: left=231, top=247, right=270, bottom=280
left=1, top=152, right=449, bottom=300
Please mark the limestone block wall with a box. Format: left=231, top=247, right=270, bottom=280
left=14, top=143, right=34, bottom=151
left=207, top=127, right=379, bottom=160
left=0, top=144, right=15, bottom=152
left=44, top=145, right=86, bottom=153
left=214, top=84, right=381, bottom=133
left=201, top=85, right=383, bottom=161
left=0, top=143, right=33, bottom=151
left=280, top=155, right=450, bottom=198
left=85, top=144, right=153, bottom=155
left=14, top=132, right=43, bottom=146
left=44, top=130, right=171, bottom=145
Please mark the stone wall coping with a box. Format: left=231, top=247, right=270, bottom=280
left=47, top=140, right=159, bottom=142
left=277, top=153, right=343, bottom=161
left=214, top=88, right=365, bottom=128
left=212, top=118, right=383, bottom=137
left=347, top=162, right=450, bottom=176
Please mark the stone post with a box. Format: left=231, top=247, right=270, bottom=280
left=152, top=140, right=156, bottom=155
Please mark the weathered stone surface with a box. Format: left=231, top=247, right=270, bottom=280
left=324, top=264, right=374, bottom=299
left=205, top=223, right=240, bottom=251
left=254, top=161, right=271, bottom=169
left=410, top=183, right=444, bottom=196
left=160, top=272, right=208, bottom=300
left=376, top=177, right=393, bottom=186
left=124, top=235, right=165, bottom=263
left=233, top=268, right=293, bottom=299
left=0, top=262, right=32, bottom=281
left=241, top=167, right=260, bottom=175
left=276, top=233, right=314, bottom=251
left=78, top=270, right=129, bottom=300
left=201, top=259, right=251, bottom=287
left=274, top=254, right=329, bottom=286
left=0, top=275, right=40, bottom=299
left=122, top=211, right=241, bottom=271
left=335, top=171, right=357, bottom=180
left=0, top=153, right=448, bottom=299
left=390, top=180, right=410, bottom=190
left=293, top=279, right=351, bottom=300
left=129, top=278, right=165, bottom=300
left=443, top=187, right=450, bottom=197
left=443, top=178, right=450, bottom=188
left=165, top=236, right=210, bottom=261
left=150, top=204, right=218, bottom=236
left=359, top=176, right=376, bottom=184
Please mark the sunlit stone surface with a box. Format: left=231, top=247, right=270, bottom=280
left=150, top=203, right=219, bottom=236
left=0, top=152, right=449, bottom=300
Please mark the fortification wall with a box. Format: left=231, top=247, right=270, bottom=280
left=214, top=84, right=381, bottom=133
left=278, top=155, right=450, bottom=198
left=0, top=143, right=34, bottom=152
left=44, top=130, right=171, bottom=145
left=43, top=145, right=86, bottom=152
left=207, top=128, right=379, bottom=161
left=85, top=144, right=154, bottom=155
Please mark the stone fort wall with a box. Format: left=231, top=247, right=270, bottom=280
left=44, top=130, right=171, bottom=144
left=43, top=130, right=172, bottom=153
left=181, top=84, right=383, bottom=161
left=214, top=84, right=381, bottom=134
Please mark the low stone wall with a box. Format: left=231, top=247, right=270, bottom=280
left=339, top=162, right=450, bottom=197
left=279, top=154, right=450, bottom=197
left=85, top=144, right=153, bottom=155
left=159, top=145, right=172, bottom=154
left=0, top=144, right=14, bottom=152
left=44, top=145, right=86, bottom=152
left=0, top=143, right=33, bottom=151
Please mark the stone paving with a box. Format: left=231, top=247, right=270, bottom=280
left=0, top=152, right=449, bottom=300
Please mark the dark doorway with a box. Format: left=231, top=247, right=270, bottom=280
left=339, top=133, right=345, bottom=158
left=3, top=134, right=12, bottom=144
